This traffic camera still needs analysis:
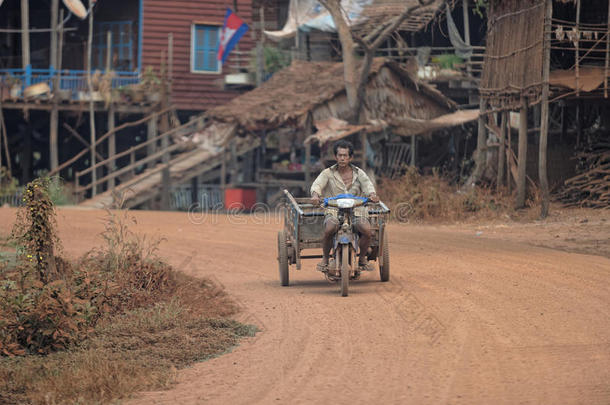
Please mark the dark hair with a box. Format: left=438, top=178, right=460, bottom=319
left=333, top=140, right=354, bottom=157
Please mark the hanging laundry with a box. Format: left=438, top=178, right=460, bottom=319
left=555, top=25, right=565, bottom=42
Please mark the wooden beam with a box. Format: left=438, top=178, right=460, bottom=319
left=48, top=109, right=170, bottom=177
left=0, top=101, right=156, bottom=114
left=63, top=123, right=104, bottom=161
left=516, top=97, right=528, bottom=208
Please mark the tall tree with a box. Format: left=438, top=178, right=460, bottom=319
left=318, top=0, right=440, bottom=124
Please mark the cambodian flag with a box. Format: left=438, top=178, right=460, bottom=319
left=218, top=9, right=249, bottom=65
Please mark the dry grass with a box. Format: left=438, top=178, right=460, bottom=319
left=377, top=167, right=531, bottom=223
left=0, top=277, right=255, bottom=405
left=0, top=202, right=255, bottom=405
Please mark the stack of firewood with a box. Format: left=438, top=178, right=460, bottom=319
left=557, top=143, right=610, bottom=208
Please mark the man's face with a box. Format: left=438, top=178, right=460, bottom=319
left=335, top=147, right=352, bottom=168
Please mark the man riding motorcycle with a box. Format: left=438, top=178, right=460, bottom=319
left=310, top=140, right=380, bottom=272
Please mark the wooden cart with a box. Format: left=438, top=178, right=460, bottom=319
left=277, top=189, right=391, bottom=287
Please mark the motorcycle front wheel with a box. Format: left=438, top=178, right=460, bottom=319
left=340, top=245, right=350, bottom=297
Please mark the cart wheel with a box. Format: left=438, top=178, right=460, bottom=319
left=340, top=245, right=349, bottom=297
left=379, top=230, right=390, bottom=282
left=278, top=230, right=289, bottom=286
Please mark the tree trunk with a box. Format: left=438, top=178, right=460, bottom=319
left=319, top=0, right=439, bottom=125
left=322, top=0, right=358, bottom=121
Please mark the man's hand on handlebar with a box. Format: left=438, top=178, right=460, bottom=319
left=369, top=192, right=380, bottom=203
left=311, top=193, right=322, bottom=206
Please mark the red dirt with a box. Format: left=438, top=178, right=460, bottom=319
left=1, top=206, right=609, bottom=404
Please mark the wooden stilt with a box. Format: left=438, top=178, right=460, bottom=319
left=575, top=0, right=581, bottom=98
left=516, top=97, right=528, bottom=208
left=360, top=131, right=367, bottom=171
left=108, top=104, right=116, bottom=189
left=21, top=0, right=30, bottom=69
left=497, top=111, right=506, bottom=191
left=146, top=116, right=157, bottom=169
left=50, top=10, right=64, bottom=176
left=410, top=135, right=415, bottom=167
left=0, top=104, right=11, bottom=174
left=462, top=0, right=472, bottom=79
left=106, top=30, right=116, bottom=189
left=50, top=0, right=58, bottom=68
left=87, top=0, right=96, bottom=196
left=50, top=107, right=59, bottom=172
left=221, top=150, right=227, bottom=189
left=507, top=112, right=512, bottom=193
left=472, top=99, right=488, bottom=182
left=305, top=142, right=311, bottom=190
left=160, top=33, right=173, bottom=210
left=539, top=0, right=552, bottom=218
left=604, top=2, right=610, bottom=98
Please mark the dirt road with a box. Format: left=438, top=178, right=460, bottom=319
left=2, top=207, right=609, bottom=404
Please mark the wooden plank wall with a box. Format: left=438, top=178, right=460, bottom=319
left=142, top=0, right=255, bottom=111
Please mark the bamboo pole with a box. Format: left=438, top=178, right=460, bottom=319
left=87, top=0, right=97, bottom=196
left=539, top=0, right=552, bottom=218
left=516, top=97, right=528, bottom=208
left=575, top=0, right=581, bottom=98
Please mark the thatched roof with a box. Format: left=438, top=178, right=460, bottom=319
left=352, top=0, right=446, bottom=36
left=207, top=58, right=456, bottom=132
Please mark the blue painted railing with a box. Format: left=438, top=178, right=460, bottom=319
left=0, top=65, right=140, bottom=98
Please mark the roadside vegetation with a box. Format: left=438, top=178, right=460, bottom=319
left=0, top=178, right=255, bottom=405
left=377, top=167, right=534, bottom=223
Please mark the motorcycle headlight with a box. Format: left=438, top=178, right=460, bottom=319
left=335, top=198, right=355, bottom=208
